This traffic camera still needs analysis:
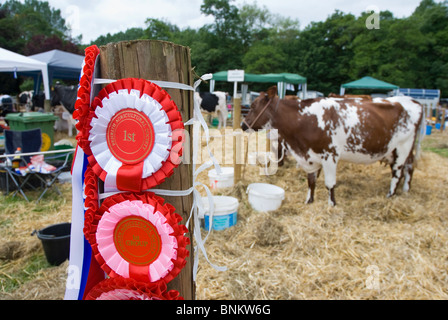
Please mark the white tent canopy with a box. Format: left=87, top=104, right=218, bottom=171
left=0, top=47, right=50, bottom=99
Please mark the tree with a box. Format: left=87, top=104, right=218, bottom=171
left=243, top=43, right=287, bottom=73
left=145, top=18, right=180, bottom=41
left=197, top=0, right=244, bottom=73
left=92, top=28, right=146, bottom=46
left=295, top=11, right=363, bottom=94
left=0, top=0, right=80, bottom=54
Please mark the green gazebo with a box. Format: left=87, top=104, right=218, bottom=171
left=340, top=76, right=399, bottom=95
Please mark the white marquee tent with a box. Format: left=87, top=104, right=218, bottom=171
left=0, top=47, right=50, bottom=99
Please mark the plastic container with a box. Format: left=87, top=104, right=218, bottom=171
left=426, top=125, right=432, bottom=135
left=247, top=183, right=285, bottom=212
left=12, top=147, right=21, bottom=169
left=5, top=112, right=59, bottom=151
left=35, top=222, right=71, bottom=266
left=208, top=167, right=234, bottom=189
left=201, top=196, right=239, bottom=231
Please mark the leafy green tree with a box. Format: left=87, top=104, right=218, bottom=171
left=411, top=0, right=448, bottom=93
left=198, top=0, right=244, bottom=73
left=79, top=0, right=448, bottom=97
left=92, top=28, right=146, bottom=46
left=295, top=11, right=363, bottom=94
left=0, top=0, right=80, bottom=54
left=243, top=43, right=287, bottom=73
left=145, top=18, right=180, bottom=41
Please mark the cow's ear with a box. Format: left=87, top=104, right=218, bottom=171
left=267, top=86, right=277, bottom=99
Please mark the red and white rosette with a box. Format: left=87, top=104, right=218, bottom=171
left=82, top=165, right=99, bottom=241
left=84, top=277, right=183, bottom=300
left=87, top=78, right=184, bottom=192
left=73, top=45, right=100, bottom=153
left=86, top=192, right=189, bottom=285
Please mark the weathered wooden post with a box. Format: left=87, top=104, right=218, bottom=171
left=99, top=40, right=195, bottom=299
left=233, top=97, right=242, bottom=184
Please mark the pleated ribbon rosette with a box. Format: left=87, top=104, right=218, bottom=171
left=76, top=75, right=184, bottom=193
left=85, top=192, right=190, bottom=286
left=85, top=277, right=183, bottom=300
left=73, top=45, right=100, bottom=153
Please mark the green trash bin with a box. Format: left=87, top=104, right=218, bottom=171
left=5, top=112, right=59, bottom=151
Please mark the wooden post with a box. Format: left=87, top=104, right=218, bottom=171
left=99, top=40, right=195, bottom=299
left=233, top=98, right=242, bottom=184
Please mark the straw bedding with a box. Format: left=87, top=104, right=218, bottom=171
left=1, top=131, right=447, bottom=300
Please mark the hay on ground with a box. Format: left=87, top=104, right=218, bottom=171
left=1, top=131, right=447, bottom=300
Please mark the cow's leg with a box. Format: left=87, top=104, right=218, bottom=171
left=218, top=111, right=224, bottom=129
left=387, top=150, right=406, bottom=197
left=322, top=159, right=338, bottom=206
left=306, top=171, right=318, bottom=204
left=222, top=108, right=227, bottom=128
left=402, top=153, right=414, bottom=192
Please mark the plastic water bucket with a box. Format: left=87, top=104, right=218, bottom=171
left=201, top=196, right=239, bottom=231
left=208, top=167, right=234, bottom=189
left=426, top=125, right=432, bottom=135
left=247, top=183, right=285, bottom=212
left=35, top=222, right=71, bottom=266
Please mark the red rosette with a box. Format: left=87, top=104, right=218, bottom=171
left=73, top=45, right=100, bottom=154
left=84, top=277, right=183, bottom=300
left=87, top=192, right=190, bottom=286
left=83, top=165, right=99, bottom=241
left=87, top=78, right=184, bottom=192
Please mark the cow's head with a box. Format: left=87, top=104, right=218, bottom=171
left=241, top=86, right=277, bottom=131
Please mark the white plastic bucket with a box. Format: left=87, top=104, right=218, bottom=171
left=208, top=167, right=234, bottom=189
left=247, top=183, right=285, bottom=212
left=201, top=196, right=239, bottom=231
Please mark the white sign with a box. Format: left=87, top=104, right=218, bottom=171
left=227, top=70, right=245, bottom=82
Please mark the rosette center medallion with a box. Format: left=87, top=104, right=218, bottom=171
left=106, top=108, right=155, bottom=165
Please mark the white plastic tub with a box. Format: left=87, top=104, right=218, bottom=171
left=247, top=183, right=285, bottom=212
left=201, top=196, right=239, bottom=231
left=208, top=167, right=234, bottom=189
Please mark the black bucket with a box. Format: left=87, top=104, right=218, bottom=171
left=35, top=222, right=71, bottom=266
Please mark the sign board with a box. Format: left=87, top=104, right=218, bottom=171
left=227, top=70, right=245, bottom=82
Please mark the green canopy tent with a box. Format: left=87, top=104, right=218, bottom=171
left=340, top=76, right=399, bottom=95
left=210, top=71, right=307, bottom=99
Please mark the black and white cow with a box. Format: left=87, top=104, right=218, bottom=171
left=194, top=91, right=228, bottom=129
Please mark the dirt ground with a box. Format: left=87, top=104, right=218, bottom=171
left=1, top=129, right=447, bottom=300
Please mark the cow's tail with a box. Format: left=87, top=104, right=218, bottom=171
left=413, top=102, right=426, bottom=165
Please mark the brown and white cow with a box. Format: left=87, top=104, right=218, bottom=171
left=241, top=86, right=423, bottom=206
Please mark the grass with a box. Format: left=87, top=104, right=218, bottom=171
left=421, top=128, right=448, bottom=158
left=0, top=254, right=49, bottom=292
left=0, top=182, right=72, bottom=299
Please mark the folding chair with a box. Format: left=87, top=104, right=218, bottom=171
left=3, top=129, right=74, bottom=203
left=31, top=147, right=74, bottom=203
left=3, top=128, right=43, bottom=201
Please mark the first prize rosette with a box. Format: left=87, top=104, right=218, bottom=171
left=83, top=77, right=184, bottom=192
left=86, top=192, right=190, bottom=285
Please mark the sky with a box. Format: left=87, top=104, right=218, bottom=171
left=38, top=0, right=441, bottom=44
